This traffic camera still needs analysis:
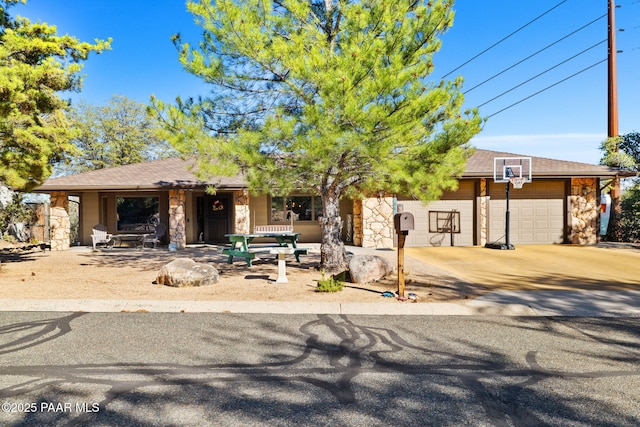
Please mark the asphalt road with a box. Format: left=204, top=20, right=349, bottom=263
left=0, top=312, right=639, bottom=426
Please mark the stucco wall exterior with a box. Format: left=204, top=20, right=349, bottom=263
left=41, top=177, right=606, bottom=250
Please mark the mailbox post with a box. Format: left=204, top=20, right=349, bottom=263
left=394, top=212, right=414, bottom=297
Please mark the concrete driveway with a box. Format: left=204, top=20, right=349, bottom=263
left=405, top=243, right=640, bottom=291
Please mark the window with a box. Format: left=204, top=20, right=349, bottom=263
left=270, top=195, right=322, bottom=222
left=116, top=196, right=159, bottom=231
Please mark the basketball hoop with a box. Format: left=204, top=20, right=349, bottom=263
left=510, top=177, right=526, bottom=189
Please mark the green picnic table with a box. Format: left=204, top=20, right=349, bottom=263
left=222, top=233, right=307, bottom=266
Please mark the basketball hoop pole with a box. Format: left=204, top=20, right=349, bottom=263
left=505, top=181, right=514, bottom=249
left=487, top=157, right=530, bottom=250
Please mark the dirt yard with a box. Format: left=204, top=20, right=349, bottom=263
left=0, top=242, right=483, bottom=303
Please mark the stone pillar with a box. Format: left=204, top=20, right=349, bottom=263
left=361, top=194, right=394, bottom=249
left=49, top=191, right=70, bottom=251
left=234, top=190, right=250, bottom=234
left=569, top=178, right=598, bottom=245
left=169, top=189, right=187, bottom=249
left=478, top=178, right=489, bottom=246
left=353, top=199, right=363, bottom=246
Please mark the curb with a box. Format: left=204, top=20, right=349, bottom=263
left=2, top=291, right=638, bottom=316
left=0, top=298, right=538, bottom=316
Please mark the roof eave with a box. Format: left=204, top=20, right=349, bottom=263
left=33, top=184, right=247, bottom=193
left=462, top=171, right=637, bottom=179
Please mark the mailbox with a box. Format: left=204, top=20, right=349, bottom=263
left=394, top=212, right=414, bottom=234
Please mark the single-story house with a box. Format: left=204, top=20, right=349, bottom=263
left=34, top=149, right=634, bottom=251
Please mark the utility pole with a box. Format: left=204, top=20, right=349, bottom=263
left=608, top=0, right=618, bottom=137
left=607, top=0, right=622, bottom=242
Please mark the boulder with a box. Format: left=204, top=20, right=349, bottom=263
left=0, top=185, right=12, bottom=209
left=7, top=222, right=28, bottom=242
left=156, top=258, right=219, bottom=287
left=348, top=254, right=395, bottom=284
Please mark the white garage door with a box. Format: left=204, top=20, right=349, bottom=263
left=397, top=181, right=475, bottom=247
left=488, top=181, right=565, bottom=245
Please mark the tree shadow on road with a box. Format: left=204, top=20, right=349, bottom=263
left=2, top=313, right=639, bottom=426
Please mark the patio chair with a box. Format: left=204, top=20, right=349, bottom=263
left=91, top=224, right=114, bottom=250
left=142, top=223, right=166, bottom=249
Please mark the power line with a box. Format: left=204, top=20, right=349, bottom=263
left=464, top=13, right=606, bottom=94
left=477, top=39, right=607, bottom=108
left=486, top=58, right=607, bottom=119
left=441, top=0, right=569, bottom=79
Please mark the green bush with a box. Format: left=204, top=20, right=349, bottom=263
left=0, top=193, right=35, bottom=235
left=316, top=271, right=345, bottom=293
left=620, top=183, right=640, bottom=242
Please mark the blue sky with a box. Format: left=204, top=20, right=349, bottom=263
left=14, top=0, right=640, bottom=165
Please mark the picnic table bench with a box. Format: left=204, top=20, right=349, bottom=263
left=222, top=231, right=308, bottom=266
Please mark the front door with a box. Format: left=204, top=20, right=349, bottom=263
left=204, top=194, right=231, bottom=243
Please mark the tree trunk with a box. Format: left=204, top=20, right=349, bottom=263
left=319, top=191, right=348, bottom=273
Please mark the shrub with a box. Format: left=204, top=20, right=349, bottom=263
left=316, top=271, right=345, bottom=293
left=0, top=193, right=35, bottom=236
left=620, top=183, right=640, bottom=242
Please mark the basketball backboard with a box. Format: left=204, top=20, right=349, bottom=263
left=493, top=157, right=532, bottom=183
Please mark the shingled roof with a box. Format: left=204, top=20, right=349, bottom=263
left=36, top=150, right=632, bottom=192
left=464, top=149, right=633, bottom=178
left=36, top=157, right=246, bottom=192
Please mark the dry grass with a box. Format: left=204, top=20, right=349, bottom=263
left=0, top=244, right=482, bottom=303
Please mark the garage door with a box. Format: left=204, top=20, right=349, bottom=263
left=488, top=181, right=565, bottom=245
left=397, top=181, right=475, bottom=247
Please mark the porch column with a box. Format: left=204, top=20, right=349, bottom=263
left=234, top=190, right=250, bottom=234
left=569, top=178, right=598, bottom=245
left=168, top=189, right=187, bottom=249
left=353, top=199, right=363, bottom=246
left=49, top=191, right=70, bottom=251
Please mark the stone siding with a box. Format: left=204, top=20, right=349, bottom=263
left=49, top=191, right=70, bottom=251
left=352, top=199, right=363, bottom=246
left=569, top=178, right=598, bottom=245
left=169, top=190, right=187, bottom=249
left=234, top=190, right=250, bottom=234
left=358, top=195, right=394, bottom=248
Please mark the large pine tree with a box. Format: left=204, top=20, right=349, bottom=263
left=0, top=0, right=110, bottom=189
left=155, top=0, right=482, bottom=271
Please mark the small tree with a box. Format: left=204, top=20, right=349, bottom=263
left=619, top=132, right=640, bottom=170
left=620, top=184, right=640, bottom=243
left=60, top=95, right=174, bottom=174
left=599, top=136, right=636, bottom=170
left=599, top=133, right=639, bottom=242
left=0, top=192, right=34, bottom=239
left=0, top=0, right=110, bottom=190
left=154, top=0, right=482, bottom=271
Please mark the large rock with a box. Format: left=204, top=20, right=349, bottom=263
left=157, top=258, right=219, bottom=287
left=7, top=222, right=28, bottom=242
left=349, top=254, right=395, bottom=284
left=0, top=185, right=13, bottom=209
